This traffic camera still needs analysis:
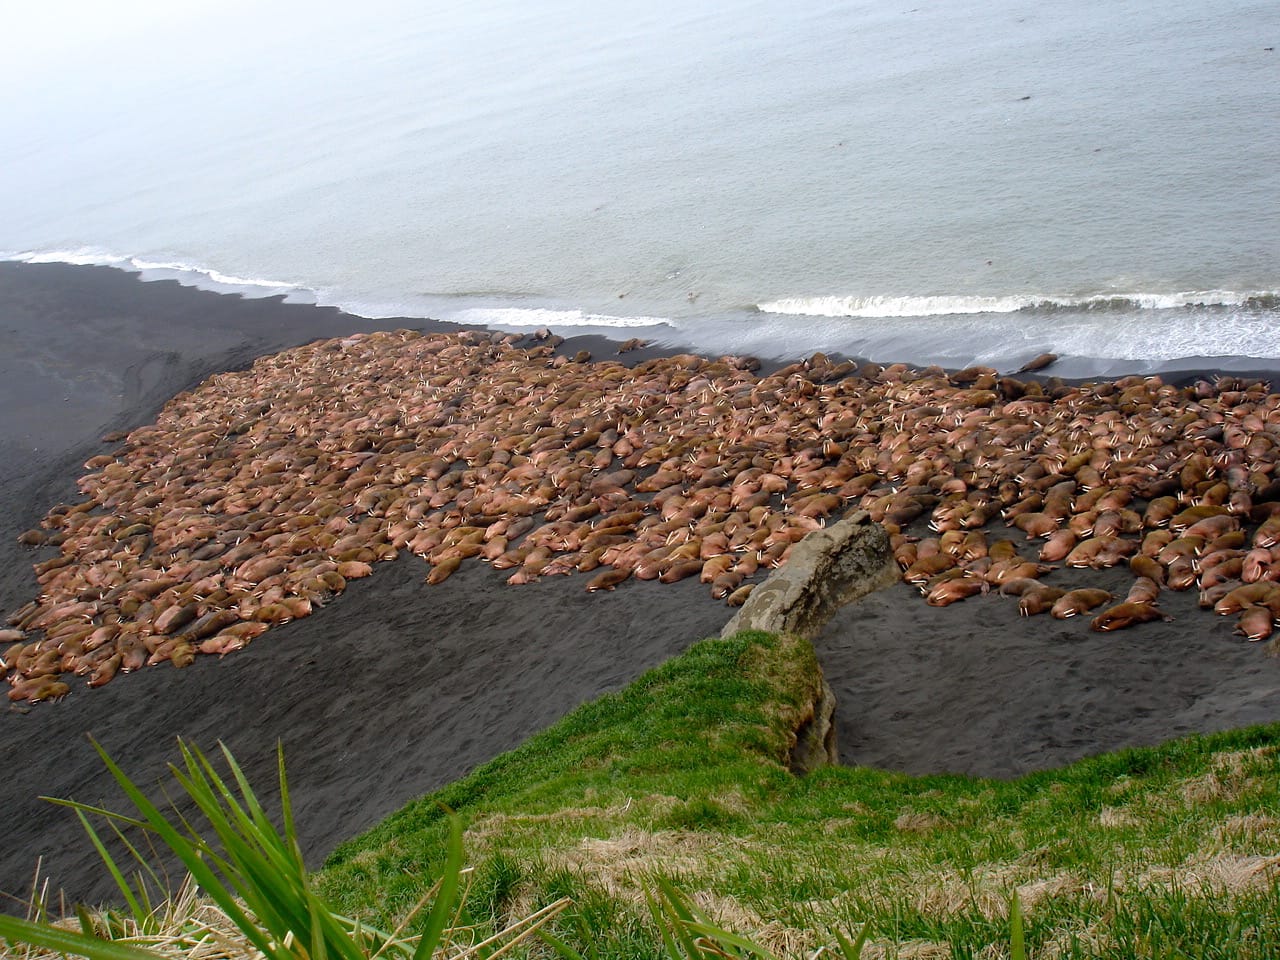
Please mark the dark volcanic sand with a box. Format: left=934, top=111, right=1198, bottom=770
left=817, top=570, right=1280, bottom=779
left=1, top=261, right=1277, bottom=908
left=0, top=263, right=728, bottom=908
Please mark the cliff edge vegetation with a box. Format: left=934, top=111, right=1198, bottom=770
left=318, top=631, right=1280, bottom=958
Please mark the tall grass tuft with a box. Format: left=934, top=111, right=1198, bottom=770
left=0, top=739, right=568, bottom=960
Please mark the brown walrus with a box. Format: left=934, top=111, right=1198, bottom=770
left=1236, top=606, right=1275, bottom=641
left=1127, top=577, right=1161, bottom=604
left=586, top=567, right=631, bottom=592
left=926, top=577, right=987, bottom=606
left=1050, top=588, right=1113, bottom=619
left=1019, top=586, right=1066, bottom=616
left=1016, top=353, right=1058, bottom=373
left=426, top=555, right=462, bottom=584
left=1090, top=601, right=1172, bottom=632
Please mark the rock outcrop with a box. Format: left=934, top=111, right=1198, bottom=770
left=721, top=510, right=898, bottom=641
left=787, top=673, right=838, bottom=774
left=722, top=510, right=898, bottom=773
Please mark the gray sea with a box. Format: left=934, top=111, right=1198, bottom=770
left=2, top=0, right=1277, bottom=373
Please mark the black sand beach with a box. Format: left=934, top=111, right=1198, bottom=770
left=819, top=573, right=1280, bottom=779
left=1, top=262, right=1277, bottom=908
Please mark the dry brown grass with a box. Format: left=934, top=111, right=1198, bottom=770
left=1214, top=812, right=1280, bottom=844
left=1, top=878, right=256, bottom=960
left=544, top=827, right=730, bottom=900
left=891, top=811, right=948, bottom=835
left=1181, top=745, right=1279, bottom=806
left=1096, top=806, right=1142, bottom=829
left=1138, top=852, right=1280, bottom=894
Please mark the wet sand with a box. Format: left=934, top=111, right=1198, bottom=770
left=1, top=261, right=1277, bottom=908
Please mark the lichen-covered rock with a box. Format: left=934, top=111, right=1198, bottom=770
left=721, top=510, right=898, bottom=640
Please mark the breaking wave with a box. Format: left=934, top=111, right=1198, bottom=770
left=448, top=306, right=672, bottom=329
left=756, top=291, right=1278, bottom=318
left=4, top=248, right=302, bottom=296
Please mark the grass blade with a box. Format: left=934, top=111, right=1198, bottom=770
left=830, top=920, right=871, bottom=960
left=1009, top=890, right=1026, bottom=960
left=0, top=912, right=162, bottom=960
left=650, top=879, right=703, bottom=959
left=86, top=738, right=279, bottom=960
left=455, top=896, right=572, bottom=960
left=682, top=919, right=777, bottom=958
left=44, top=798, right=150, bottom=832
left=73, top=809, right=148, bottom=926
left=644, top=887, right=687, bottom=960
left=276, top=741, right=302, bottom=857
left=411, top=812, right=466, bottom=960
left=535, top=927, right=587, bottom=960
left=74, top=903, right=99, bottom=939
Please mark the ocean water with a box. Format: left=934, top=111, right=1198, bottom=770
left=2, top=0, right=1277, bottom=372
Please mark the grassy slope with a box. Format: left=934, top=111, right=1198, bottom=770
left=318, top=632, right=1280, bottom=959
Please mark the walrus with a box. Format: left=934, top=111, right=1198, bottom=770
left=1165, top=555, right=1199, bottom=591
left=1051, top=588, right=1112, bottom=619
left=1090, top=601, right=1172, bottom=632
left=337, top=560, right=374, bottom=579
left=1019, top=586, right=1066, bottom=616
left=987, top=559, right=1055, bottom=585
left=1236, top=606, right=1275, bottom=641
left=926, top=577, right=987, bottom=606
left=88, top=653, right=123, bottom=688
left=1039, top=529, right=1078, bottom=562
left=1065, top=536, right=1136, bottom=569
left=586, top=567, right=630, bottom=592
left=710, top=571, right=744, bottom=599
left=659, top=559, right=704, bottom=583
left=1233, top=609, right=1274, bottom=647
left=152, top=602, right=199, bottom=636
left=1016, top=352, right=1058, bottom=373
left=1129, top=554, right=1165, bottom=584
left=988, top=539, right=1019, bottom=562
left=1182, top=514, right=1240, bottom=540
left=1127, top=577, right=1161, bottom=604
left=1011, top=512, right=1059, bottom=538
left=903, top=554, right=956, bottom=584
left=8, top=679, right=70, bottom=702
left=117, top=633, right=147, bottom=672
left=997, top=577, right=1045, bottom=597
left=199, top=621, right=269, bottom=656
left=427, top=555, right=462, bottom=584
left=1214, top=582, right=1280, bottom=616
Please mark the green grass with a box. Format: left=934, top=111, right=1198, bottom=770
left=316, top=631, right=1280, bottom=958
left=0, top=741, right=568, bottom=960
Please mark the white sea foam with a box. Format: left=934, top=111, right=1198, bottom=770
left=758, top=294, right=1039, bottom=318
left=4, top=248, right=301, bottom=295
left=7, top=248, right=130, bottom=267
left=448, top=306, right=671, bottom=329
left=675, top=303, right=1280, bottom=368
left=8, top=250, right=1278, bottom=367
left=126, top=258, right=298, bottom=291
left=756, top=290, right=1272, bottom=319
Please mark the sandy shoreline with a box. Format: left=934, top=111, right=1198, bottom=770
left=0, top=262, right=733, bottom=907
left=1, top=261, right=1277, bottom=908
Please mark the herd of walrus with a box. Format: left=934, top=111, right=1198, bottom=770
left=4, top=328, right=1280, bottom=703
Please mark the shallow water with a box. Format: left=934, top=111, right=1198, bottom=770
left=2, top=0, right=1277, bottom=368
